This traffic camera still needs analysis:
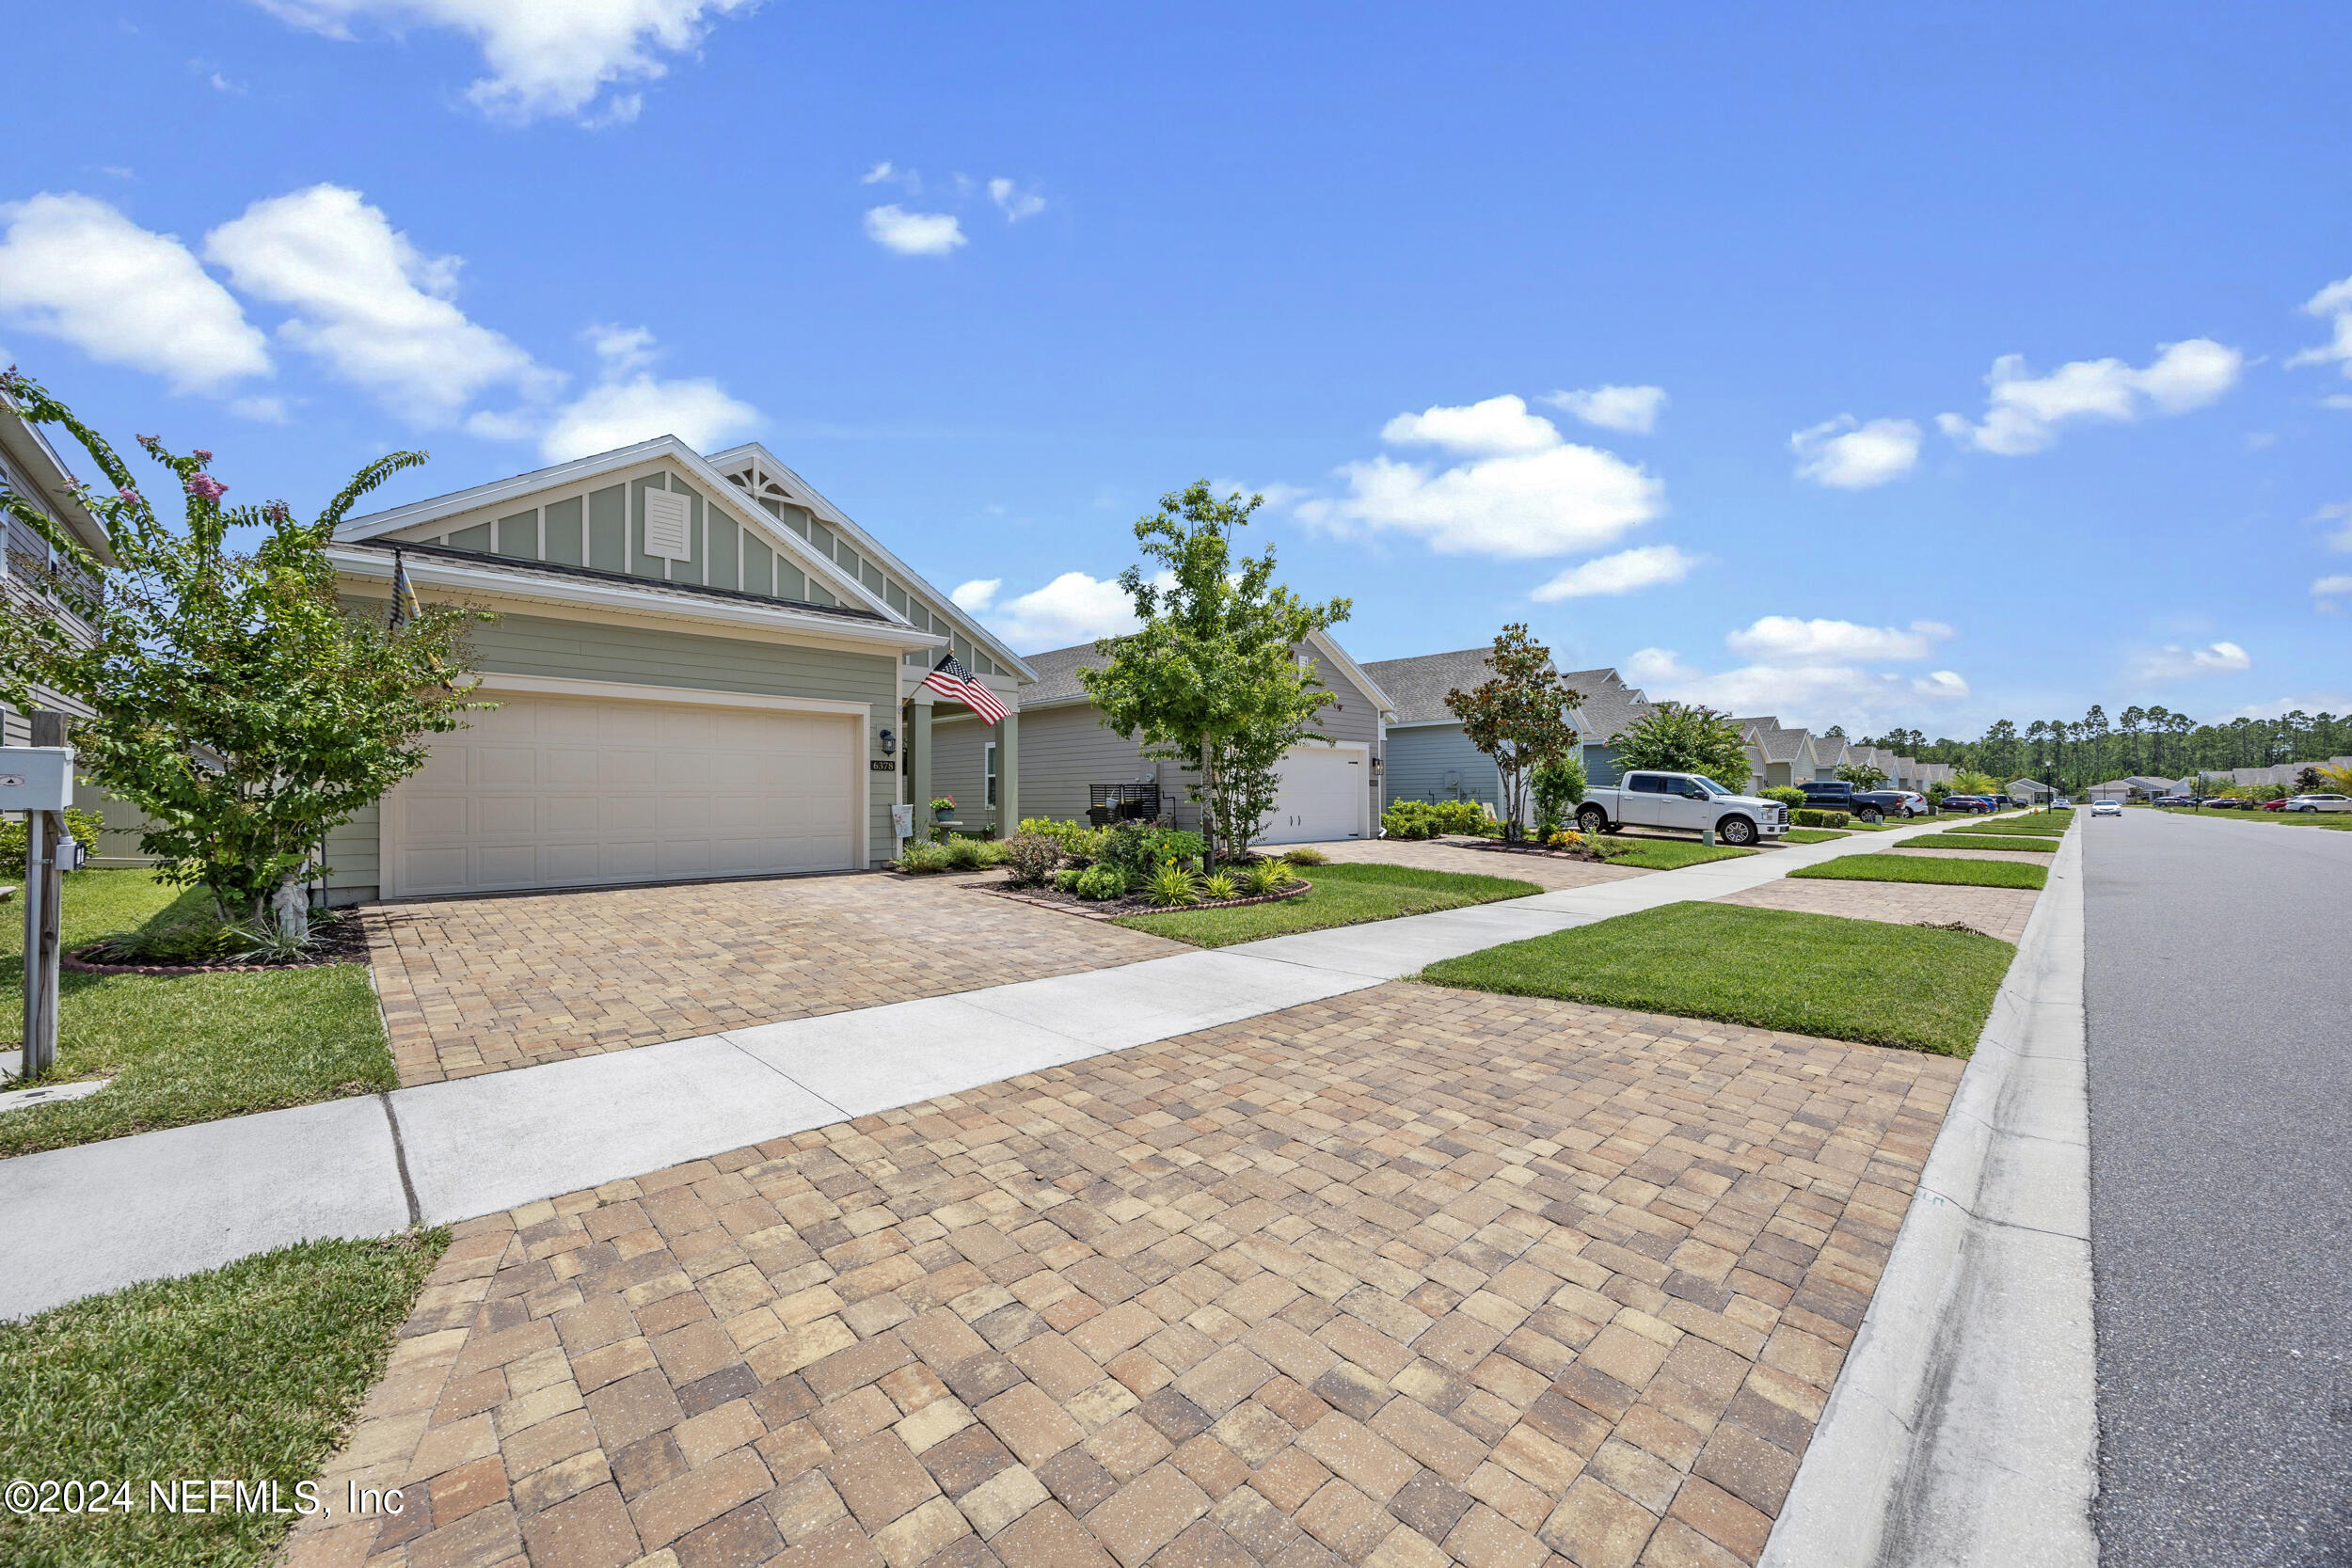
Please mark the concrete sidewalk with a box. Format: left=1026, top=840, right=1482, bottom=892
left=1, top=815, right=1965, bottom=1320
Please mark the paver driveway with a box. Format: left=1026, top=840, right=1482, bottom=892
left=293, top=981, right=1960, bottom=1568
left=363, top=875, right=1180, bottom=1086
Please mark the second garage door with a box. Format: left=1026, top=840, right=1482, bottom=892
left=384, top=693, right=859, bottom=897
left=1257, top=743, right=1367, bottom=844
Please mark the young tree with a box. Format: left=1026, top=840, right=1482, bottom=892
left=1836, top=760, right=1891, bottom=791
left=0, top=370, right=488, bottom=935
left=1079, top=482, right=1349, bottom=865
left=1612, top=701, right=1752, bottom=792
left=1444, top=625, right=1582, bottom=842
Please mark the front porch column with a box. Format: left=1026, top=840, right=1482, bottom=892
left=996, top=709, right=1018, bottom=835
left=911, top=693, right=934, bottom=842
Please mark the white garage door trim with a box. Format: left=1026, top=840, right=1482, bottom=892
left=1258, top=740, right=1372, bottom=845
left=382, top=673, right=871, bottom=897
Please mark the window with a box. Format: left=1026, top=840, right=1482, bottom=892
left=984, top=742, right=998, bottom=808
left=1629, top=774, right=1666, bottom=794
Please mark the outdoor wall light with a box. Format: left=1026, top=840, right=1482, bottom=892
left=880, top=728, right=897, bottom=755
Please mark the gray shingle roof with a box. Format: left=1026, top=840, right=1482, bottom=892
left=1007, top=643, right=1101, bottom=706
left=1757, top=727, right=1810, bottom=764
left=1360, top=649, right=1648, bottom=738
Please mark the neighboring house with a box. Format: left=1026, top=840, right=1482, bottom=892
left=929, top=630, right=1393, bottom=845
left=2089, top=776, right=2170, bottom=801
left=1733, top=718, right=1822, bottom=791
left=2008, top=778, right=2057, bottom=803
left=0, top=404, right=148, bottom=865
left=320, top=436, right=1033, bottom=902
left=1360, top=651, right=1654, bottom=814
left=1812, top=735, right=1851, bottom=782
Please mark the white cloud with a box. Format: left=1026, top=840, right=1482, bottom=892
left=2312, top=500, right=2352, bottom=552
left=1529, top=544, right=1697, bottom=600
left=206, top=183, right=552, bottom=423
left=252, top=0, right=757, bottom=124
left=1623, top=647, right=1697, bottom=686
left=1725, top=616, right=1950, bottom=663
left=988, top=178, right=1045, bottom=222
left=1295, top=393, right=1663, bottom=560
left=2290, top=273, right=2352, bottom=378
left=2312, top=575, right=2352, bottom=609
left=537, top=325, right=757, bottom=461
left=2220, top=690, right=2352, bottom=721
left=965, top=571, right=1148, bottom=652
left=864, top=205, right=965, bottom=257
left=1789, top=416, right=1921, bottom=489
left=2132, top=641, right=2252, bottom=680
left=1937, top=338, right=2242, bottom=455
left=862, top=161, right=900, bottom=185
left=1913, top=670, right=1971, bottom=701
left=1541, top=384, right=1666, bottom=435
left=0, top=192, right=271, bottom=395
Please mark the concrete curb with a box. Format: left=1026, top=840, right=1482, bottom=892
left=1760, top=821, right=2098, bottom=1567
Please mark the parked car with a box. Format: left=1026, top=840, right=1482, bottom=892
left=1795, top=779, right=1912, bottom=824
left=1574, top=770, right=1789, bottom=845
left=2284, top=793, right=2352, bottom=813
left=1893, top=791, right=1930, bottom=817
left=2090, top=800, right=2122, bottom=817
left=2153, top=794, right=2195, bottom=807
left=1939, top=793, right=1995, bottom=814
left=2198, top=797, right=2245, bottom=809
left=2259, top=797, right=2290, bottom=812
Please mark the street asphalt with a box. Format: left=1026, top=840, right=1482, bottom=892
left=2084, top=808, right=2352, bottom=1567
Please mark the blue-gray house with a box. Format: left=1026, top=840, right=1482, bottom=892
left=1360, top=648, right=1655, bottom=816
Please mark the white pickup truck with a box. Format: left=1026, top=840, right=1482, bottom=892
left=1574, top=770, right=1789, bottom=846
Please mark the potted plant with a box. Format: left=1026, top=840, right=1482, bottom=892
left=930, top=795, right=957, bottom=823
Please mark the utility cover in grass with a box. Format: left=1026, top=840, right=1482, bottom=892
left=1791, top=852, right=2047, bottom=889
left=0, top=1231, right=446, bottom=1568
left=1419, top=902, right=2012, bottom=1055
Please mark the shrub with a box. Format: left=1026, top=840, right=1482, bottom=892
left=1382, top=801, right=1435, bottom=840
left=1433, top=799, right=1495, bottom=834
left=1017, top=816, right=1092, bottom=853
left=1001, top=832, right=1061, bottom=887
left=0, top=805, right=106, bottom=877
left=1545, top=829, right=1585, bottom=849
left=98, top=911, right=243, bottom=965
left=1790, top=808, right=1850, bottom=828
left=945, top=838, right=987, bottom=871
left=1054, top=867, right=1084, bottom=893
left=1241, top=861, right=1290, bottom=896
left=1074, top=864, right=1128, bottom=901
left=1762, top=786, right=1808, bottom=809
left=1143, top=863, right=1200, bottom=906
left=1533, top=756, right=1587, bottom=822
left=897, top=841, right=952, bottom=874
left=1099, top=822, right=1204, bottom=880
left=1200, top=870, right=1239, bottom=901
left=1283, top=846, right=1328, bottom=865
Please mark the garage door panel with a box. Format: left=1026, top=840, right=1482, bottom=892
left=386, top=693, right=858, bottom=897
left=1258, top=745, right=1365, bottom=845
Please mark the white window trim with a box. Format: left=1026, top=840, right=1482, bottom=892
left=984, top=740, right=998, bottom=811
left=379, top=673, right=873, bottom=895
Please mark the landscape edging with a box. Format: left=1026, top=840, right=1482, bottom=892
left=1760, top=821, right=2099, bottom=1567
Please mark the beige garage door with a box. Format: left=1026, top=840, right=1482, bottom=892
left=385, top=694, right=859, bottom=897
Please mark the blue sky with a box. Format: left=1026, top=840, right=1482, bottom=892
left=7, top=3, right=2350, bottom=736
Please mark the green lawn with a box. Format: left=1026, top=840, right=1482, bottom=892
left=1418, top=902, right=2013, bottom=1056
left=1790, top=853, right=2047, bottom=889
left=1947, top=817, right=2068, bottom=837
left=1598, top=839, right=1758, bottom=869
left=0, top=1231, right=445, bottom=1568
left=1779, top=828, right=1851, bottom=845
left=1897, top=833, right=2060, bottom=854
left=1116, top=861, right=1539, bottom=947
left=2155, top=805, right=2352, bottom=831
left=1, top=871, right=394, bottom=1159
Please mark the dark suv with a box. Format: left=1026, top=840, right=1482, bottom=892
left=1796, top=780, right=1914, bottom=823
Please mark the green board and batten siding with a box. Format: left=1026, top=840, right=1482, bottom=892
left=324, top=604, right=900, bottom=902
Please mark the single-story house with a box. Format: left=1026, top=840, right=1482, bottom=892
left=2090, top=776, right=2172, bottom=801
left=320, top=436, right=1033, bottom=902
left=1734, top=718, right=1821, bottom=792
left=926, top=630, right=1393, bottom=846
left=1812, top=735, right=1851, bottom=782
left=2007, top=778, right=2057, bottom=803
left=1361, top=650, right=1655, bottom=813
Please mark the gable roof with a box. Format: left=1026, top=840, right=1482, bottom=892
left=1360, top=648, right=1638, bottom=735
left=1004, top=629, right=1392, bottom=716
left=1756, top=726, right=1814, bottom=764
left=0, top=401, right=113, bottom=565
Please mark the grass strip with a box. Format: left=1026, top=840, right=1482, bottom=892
left=1597, top=840, right=1758, bottom=869
left=1, top=872, right=395, bottom=1160
left=1897, top=834, right=2060, bottom=854
left=1790, top=853, right=2046, bottom=889
left=0, top=1231, right=447, bottom=1568
left=1418, top=901, right=2011, bottom=1056
left=1116, top=861, right=1537, bottom=948
left=1947, top=818, right=2067, bottom=837
left=1778, top=828, right=1851, bottom=844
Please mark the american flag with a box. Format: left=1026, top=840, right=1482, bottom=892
left=922, top=653, right=1009, bottom=724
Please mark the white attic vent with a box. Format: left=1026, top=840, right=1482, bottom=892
left=642, top=487, right=693, bottom=560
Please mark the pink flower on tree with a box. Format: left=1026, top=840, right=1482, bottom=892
left=184, top=473, right=229, bottom=504
left=117, top=486, right=142, bottom=505
left=193, top=450, right=214, bottom=463
left=263, top=500, right=291, bottom=524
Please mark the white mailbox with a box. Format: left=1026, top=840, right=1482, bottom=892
left=0, top=747, right=76, bottom=813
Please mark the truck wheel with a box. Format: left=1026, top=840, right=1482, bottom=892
left=1716, top=816, right=1756, bottom=846
left=1576, top=806, right=1611, bottom=836
left=1858, top=808, right=1883, bottom=824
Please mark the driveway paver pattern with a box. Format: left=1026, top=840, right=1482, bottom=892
left=294, top=981, right=1960, bottom=1568
left=1712, top=879, right=2038, bottom=942
left=1291, top=838, right=1654, bottom=893
left=363, top=875, right=1181, bottom=1086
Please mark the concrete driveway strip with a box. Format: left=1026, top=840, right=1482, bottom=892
left=2085, top=810, right=2352, bottom=1567
left=0, top=1096, right=412, bottom=1321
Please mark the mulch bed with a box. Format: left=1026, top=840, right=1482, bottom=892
left=1455, top=838, right=1622, bottom=863
left=977, top=878, right=1311, bottom=923
left=63, top=913, right=373, bottom=976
